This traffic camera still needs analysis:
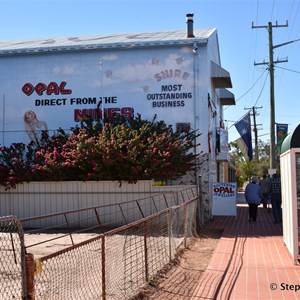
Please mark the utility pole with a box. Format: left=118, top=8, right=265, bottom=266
left=252, top=21, right=288, bottom=172
left=244, top=106, right=262, bottom=161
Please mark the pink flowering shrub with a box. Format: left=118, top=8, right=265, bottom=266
left=0, top=116, right=199, bottom=189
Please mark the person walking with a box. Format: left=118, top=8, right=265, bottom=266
left=259, top=174, right=269, bottom=209
left=268, top=173, right=282, bottom=224
left=245, top=176, right=263, bottom=222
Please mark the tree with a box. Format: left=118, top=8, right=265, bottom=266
left=229, top=139, right=272, bottom=189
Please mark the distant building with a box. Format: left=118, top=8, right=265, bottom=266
left=0, top=14, right=235, bottom=219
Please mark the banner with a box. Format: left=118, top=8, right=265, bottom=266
left=234, top=112, right=253, bottom=161
left=276, top=123, right=288, bottom=163
left=235, top=137, right=249, bottom=160
left=216, top=127, right=228, bottom=160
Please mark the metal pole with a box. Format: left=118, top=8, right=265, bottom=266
left=101, top=236, right=106, bottom=300
left=268, top=22, right=276, bottom=170
left=25, top=253, right=35, bottom=300
left=143, top=221, right=149, bottom=282
left=183, top=205, right=187, bottom=248
left=168, top=209, right=172, bottom=262
left=63, top=213, right=74, bottom=245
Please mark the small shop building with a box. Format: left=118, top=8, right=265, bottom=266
left=0, top=14, right=235, bottom=218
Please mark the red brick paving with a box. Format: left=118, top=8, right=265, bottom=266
left=191, top=204, right=300, bottom=300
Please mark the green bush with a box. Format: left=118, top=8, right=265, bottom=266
left=0, top=115, right=200, bottom=189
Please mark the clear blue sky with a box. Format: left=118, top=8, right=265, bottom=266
left=1, top=0, right=300, bottom=143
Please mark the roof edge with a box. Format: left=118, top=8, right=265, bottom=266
left=0, top=28, right=214, bottom=56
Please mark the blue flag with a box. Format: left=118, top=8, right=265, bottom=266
left=234, top=112, right=253, bottom=161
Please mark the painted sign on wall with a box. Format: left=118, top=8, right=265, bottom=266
left=0, top=46, right=201, bottom=146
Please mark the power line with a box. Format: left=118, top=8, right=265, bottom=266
left=235, top=69, right=268, bottom=103
left=275, top=65, right=300, bottom=74
left=224, top=69, right=268, bottom=113
left=289, top=0, right=300, bottom=33
left=253, top=71, right=269, bottom=107
left=274, top=1, right=300, bottom=98
left=226, top=71, right=268, bottom=130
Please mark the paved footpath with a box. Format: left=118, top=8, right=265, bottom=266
left=191, top=204, right=300, bottom=300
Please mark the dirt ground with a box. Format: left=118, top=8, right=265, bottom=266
left=136, top=228, right=223, bottom=300
left=18, top=228, right=222, bottom=300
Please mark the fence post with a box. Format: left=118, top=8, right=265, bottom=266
left=63, top=213, right=74, bottom=245
left=136, top=200, right=145, bottom=219
left=197, top=175, right=204, bottom=228
left=151, top=196, right=159, bottom=213
left=118, top=204, right=128, bottom=224
left=183, top=205, right=187, bottom=248
left=101, top=235, right=106, bottom=300
left=25, top=253, right=35, bottom=300
left=143, top=220, right=149, bottom=282
left=163, top=194, right=169, bottom=208
left=168, top=209, right=172, bottom=262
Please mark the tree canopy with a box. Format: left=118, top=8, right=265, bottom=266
left=229, top=139, right=272, bottom=188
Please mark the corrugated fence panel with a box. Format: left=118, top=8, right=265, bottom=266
left=0, top=190, right=11, bottom=217
left=0, top=181, right=197, bottom=229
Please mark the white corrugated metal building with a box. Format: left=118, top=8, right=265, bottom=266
left=0, top=14, right=235, bottom=218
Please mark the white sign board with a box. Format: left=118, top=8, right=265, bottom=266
left=212, top=182, right=237, bottom=216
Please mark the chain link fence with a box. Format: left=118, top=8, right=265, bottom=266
left=0, top=216, right=27, bottom=300
left=1, top=187, right=201, bottom=299
left=35, top=236, right=104, bottom=299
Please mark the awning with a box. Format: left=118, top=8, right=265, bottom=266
left=211, top=61, right=232, bottom=88
left=281, top=123, right=300, bottom=153
left=218, top=88, right=235, bottom=106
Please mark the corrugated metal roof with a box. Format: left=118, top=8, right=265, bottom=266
left=211, top=61, right=232, bottom=88
left=0, top=28, right=215, bottom=56
left=218, top=88, right=235, bottom=106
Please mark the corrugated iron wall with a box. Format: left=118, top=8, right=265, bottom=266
left=0, top=181, right=195, bottom=223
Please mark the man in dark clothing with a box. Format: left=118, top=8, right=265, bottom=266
left=259, top=174, right=269, bottom=209
left=268, top=173, right=282, bottom=224
left=245, top=176, right=263, bottom=222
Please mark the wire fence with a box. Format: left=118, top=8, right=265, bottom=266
left=0, top=216, right=27, bottom=300
left=0, top=186, right=201, bottom=299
